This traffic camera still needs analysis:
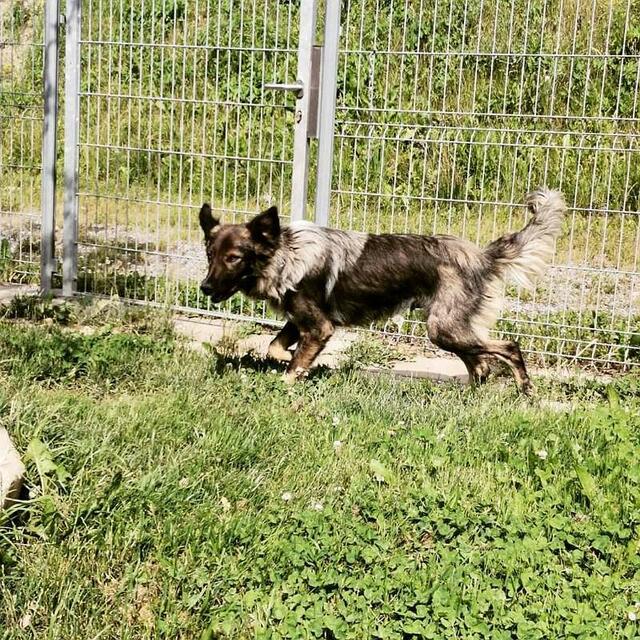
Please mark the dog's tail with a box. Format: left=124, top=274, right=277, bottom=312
left=471, top=188, right=565, bottom=340
left=484, top=188, right=566, bottom=289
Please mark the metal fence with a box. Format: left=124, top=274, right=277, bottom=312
left=69, top=0, right=307, bottom=324
left=0, top=0, right=50, bottom=282
left=328, top=0, right=640, bottom=367
left=1, top=0, right=639, bottom=368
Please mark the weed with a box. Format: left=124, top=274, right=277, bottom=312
left=0, top=295, right=75, bottom=325
left=342, top=336, right=408, bottom=369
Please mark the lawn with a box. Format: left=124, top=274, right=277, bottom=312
left=1, top=300, right=639, bottom=639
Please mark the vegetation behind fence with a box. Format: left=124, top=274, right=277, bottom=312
left=1, top=0, right=639, bottom=366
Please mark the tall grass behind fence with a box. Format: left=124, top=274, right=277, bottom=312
left=0, top=0, right=44, bottom=282
left=0, top=0, right=639, bottom=366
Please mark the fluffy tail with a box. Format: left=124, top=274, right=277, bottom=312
left=484, top=188, right=566, bottom=289
left=470, top=189, right=565, bottom=340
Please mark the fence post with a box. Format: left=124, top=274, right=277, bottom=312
left=62, top=0, right=81, bottom=297
left=314, top=0, right=340, bottom=227
left=40, top=0, right=60, bottom=294
left=289, top=0, right=318, bottom=221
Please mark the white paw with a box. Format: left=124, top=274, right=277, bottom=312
left=267, top=343, right=293, bottom=362
left=281, top=371, right=298, bottom=385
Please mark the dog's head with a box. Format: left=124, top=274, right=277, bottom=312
left=198, top=204, right=281, bottom=302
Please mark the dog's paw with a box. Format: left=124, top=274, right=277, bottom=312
left=281, top=371, right=298, bottom=385
left=521, top=380, right=535, bottom=397
left=268, top=342, right=293, bottom=362
left=281, top=367, right=308, bottom=385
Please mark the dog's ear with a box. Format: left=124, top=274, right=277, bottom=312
left=199, top=203, right=219, bottom=237
left=247, top=206, right=280, bottom=247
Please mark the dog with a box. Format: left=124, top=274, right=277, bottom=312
left=199, top=188, right=565, bottom=393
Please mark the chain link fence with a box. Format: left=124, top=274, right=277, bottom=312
left=1, top=0, right=639, bottom=368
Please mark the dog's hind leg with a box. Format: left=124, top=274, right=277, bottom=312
left=459, top=354, right=491, bottom=386
left=453, top=340, right=531, bottom=394
left=480, top=339, right=532, bottom=395
left=426, top=307, right=531, bottom=394
left=473, top=355, right=491, bottom=383
left=267, top=321, right=299, bottom=362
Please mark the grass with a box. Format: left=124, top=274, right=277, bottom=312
left=1, top=301, right=640, bottom=639
left=342, top=336, right=410, bottom=369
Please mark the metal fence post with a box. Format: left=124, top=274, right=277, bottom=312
left=41, top=0, right=60, bottom=294
left=314, top=0, right=340, bottom=227
left=62, top=0, right=81, bottom=297
left=289, top=0, right=318, bottom=221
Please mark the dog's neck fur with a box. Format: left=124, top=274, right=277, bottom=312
left=249, top=222, right=324, bottom=304
left=249, top=222, right=368, bottom=306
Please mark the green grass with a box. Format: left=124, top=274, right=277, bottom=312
left=342, top=336, right=410, bottom=369
left=1, top=304, right=640, bottom=639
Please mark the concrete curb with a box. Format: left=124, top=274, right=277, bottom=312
left=367, top=356, right=468, bottom=383
left=0, top=284, right=40, bottom=303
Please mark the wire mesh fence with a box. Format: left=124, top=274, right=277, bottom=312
left=1, top=0, right=639, bottom=368
left=73, top=0, right=302, bottom=323
left=330, top=0, right=640, bottom=367
left=0, top=0, right=45, bottom=283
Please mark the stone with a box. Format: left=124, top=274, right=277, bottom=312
left=173, top=317, right=227, bottom=345
left=316, top=330, right=360, bottom=367
left=0, top=428, right=26, bottom=509
left=237, top=334, right=273, bottom=357
left=370, top=356, right=469, bottom=383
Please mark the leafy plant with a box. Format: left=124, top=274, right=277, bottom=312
left=342, top=336, right=408, bottom=369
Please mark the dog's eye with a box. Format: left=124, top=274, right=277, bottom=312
left=225, top=254, right=242, bottom=265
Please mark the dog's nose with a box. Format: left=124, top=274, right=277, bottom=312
left=200, top=281, right=214, bottom=296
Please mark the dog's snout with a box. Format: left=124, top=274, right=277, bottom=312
left=200, top=281, right=214, bottom=296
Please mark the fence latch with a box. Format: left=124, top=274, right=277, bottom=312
left=263, top=82, right=304, bottom=98
left=263, top=45, right=321, bottom=139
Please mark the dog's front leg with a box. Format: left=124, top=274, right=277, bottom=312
left=267, top=321, right=299, bottom=362
left=282, top=313, right=334, bottom=385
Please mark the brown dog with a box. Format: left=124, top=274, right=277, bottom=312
left=199, top=189, right=565, bottom=392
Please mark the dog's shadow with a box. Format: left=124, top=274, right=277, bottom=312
left=207, top=347, right=334, bottom=382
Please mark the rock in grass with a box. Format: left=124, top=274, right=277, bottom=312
left=0, top=427, right=26, bottom=509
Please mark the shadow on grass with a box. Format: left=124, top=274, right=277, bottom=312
left=207, top=347, right=335, bottom=382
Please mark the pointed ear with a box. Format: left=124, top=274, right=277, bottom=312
left=199, top=203, right=219, bottom=237
left=247, top=206, right=280, bottom=247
